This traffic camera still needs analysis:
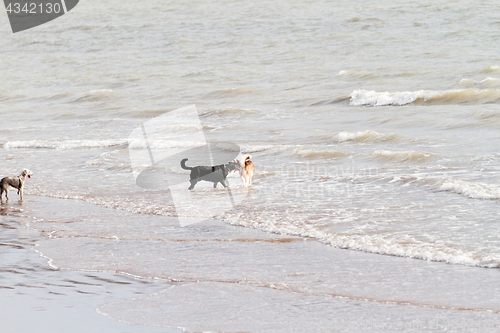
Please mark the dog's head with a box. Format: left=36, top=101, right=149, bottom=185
left=226, top=161, right=240, bottom=174
left=22, top=169, right=33, bottom=178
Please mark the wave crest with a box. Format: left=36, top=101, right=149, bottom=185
left=481, top=66, right=500, bottom=73
left=441, top=179, right=500, bottom=200
left=334, top=130, right=399, bottom=143
left=350, top=89, right=500, bottom=106
left=3, top=139, right=126, bottom=150
left=372, top=150, right=434, bottom=162
left=293, top=148, right=348, bottom=159
left=337, top=70, right=374, bottom=78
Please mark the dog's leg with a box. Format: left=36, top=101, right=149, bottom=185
left=188, top=180, right=197, bottom=190
left=19, top=186, right=23, bottom=201
left=213, top=182, right=218, bottom=188
left=4, top=188, right=8, bottom=201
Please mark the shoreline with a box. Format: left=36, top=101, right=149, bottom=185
left=0, top=200, right=182, bottom=333
left=2, top=195, right=500, bottom=332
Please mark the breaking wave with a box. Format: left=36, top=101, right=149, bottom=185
left=337, top=69, right=374, bottom=78
left=334, top=130, right=399, bottom=143
left=71, top=89, right=117, bottom=103
left=372, top=150, right=434, bottom=162
left=350, top=89, right=500, bottom=106
left=3, top=139, right=127, bottom=150
left=440, top=178, right=500, bottom=200
left=128, top=139, right=207, bottom=150
left=222, top=211, right=500, bottom=268
left=293, top=148, right=348, bottom=159
left=481, top=66, right=500, bottom=73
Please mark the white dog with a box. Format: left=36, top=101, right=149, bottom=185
left=235, top=154, right=254, bottom=187
left=0, top=169, right=33, bottom=201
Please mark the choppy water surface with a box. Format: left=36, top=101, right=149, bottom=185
left=1, top=0, right=500, bottom=331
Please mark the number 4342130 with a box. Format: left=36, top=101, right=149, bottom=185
left=6, top=2, right=63, bottom=14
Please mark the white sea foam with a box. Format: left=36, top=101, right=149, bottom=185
left=440, top=178, right=500, bottom=200
left=350, top=89, right=438, bottom=106
left=128, top=139, right=206, bottom=150
left=88, top=89, right=115, bottom=94
left=335, top=130, right=398, bottom=143
left=482, top=65, right=500, bottom=73
left=458, top=77, right=500, bottom=87
left=459, top=78, right=475, bottom=85
left=222, top=212, right=500, bottom=268
left=293, top=148, right=348, bottom=159
left=386, top=175, right=500, bottom=201
left=480, top=77, right=500, bottom=85
left=3, top=139, right=127, bottom=150
left=350, top=88, right=500, bottom=106
left=372, top=149, right=434, bottom=161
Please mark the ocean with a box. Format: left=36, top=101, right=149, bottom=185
left=1, top=0, right=500, bottom=332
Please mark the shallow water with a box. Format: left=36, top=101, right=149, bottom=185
left=1, top=0, right=500, bottom=331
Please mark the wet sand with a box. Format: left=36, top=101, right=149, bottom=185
left=0, top=198, right=181, bottom=333
left=2, top=196, right=500, bottom=332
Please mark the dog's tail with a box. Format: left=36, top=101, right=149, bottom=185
left=237, top=154, right=252, bottom=168
left=180, top=158, right=193, bottom=170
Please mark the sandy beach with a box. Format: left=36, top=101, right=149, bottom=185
left=2, top=196, right=500, bottom=332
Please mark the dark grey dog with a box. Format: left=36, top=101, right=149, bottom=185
left=181, top=158, right=239, bottom=190
left=0, top=169, right=33, bottom=201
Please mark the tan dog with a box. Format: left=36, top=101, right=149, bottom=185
left=236, top=154, right=254, bottom=187
left=0, top=169, right=33, bottom=201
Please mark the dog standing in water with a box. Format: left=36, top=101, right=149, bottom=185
left=237, top=154, right=254, bottom=187
left=0, top=169, right=33, bottom=201
left=180, top=158, right=240, bottom=190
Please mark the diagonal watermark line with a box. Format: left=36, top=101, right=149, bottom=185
left=226, top=180, right=236, bottom=207
left=60, top=0, right=68, bottom=13
left=141, top=124, right=155, bottom=165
